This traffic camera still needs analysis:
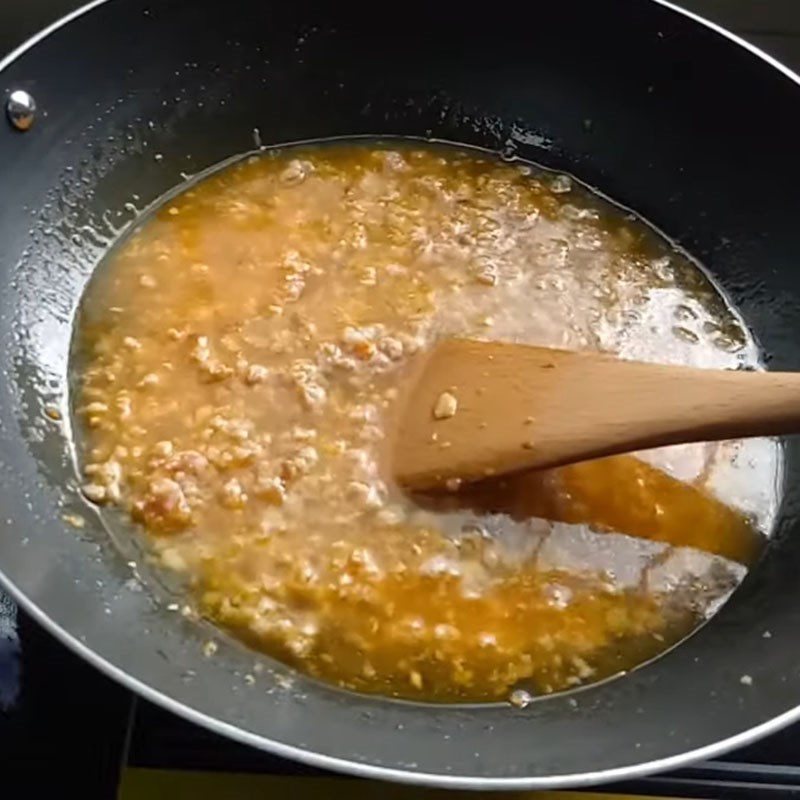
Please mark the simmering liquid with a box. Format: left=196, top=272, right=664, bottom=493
left=74, top=142, right=781, bottom=702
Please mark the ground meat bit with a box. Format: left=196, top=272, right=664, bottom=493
left=433, top=391, right=458, bottom=420
left=133, top=477, right=192, bottom=530
left=281, top=446, right=319, bottom=481
left=152, top=440, right=174, bottom=458
left=82, top=483, right=108, bottom=503
left=167, top=327, right=187, bottom=341
left=475, top=267, right=498, bottom=286
left=209, top=415, right=253, bottom=441
left=137, top=372, right=160, bottom=388
left=166, top=450, right=209, bottom=475
left=219, top=478, right=247, bottom=509
left=62, top=512, right=86, bottom=529
left=289, top=426, right=316, bottom=442
left=254, top=475, right=286, bottom=505
left=230, top=443, right=263, bottom=466
left=378, top=337, right=404, bottom=360
left=379, top=150, right=409, bottom=172
left=317, top=342, right=358, bottom=372
left=115, top=395, right=132, bottom=421
left=190, top=335, right=234, bottom=382
left=348, top=404, right=377, bottom=423
left=359, top=266, right=378, bottom=286
left=84, top=460, right=122, bottom=502
left=289, top=360, right=327, bottom=411
left=299, top=382, right=327, bottom=411
left=347, top=481, right=385, bottom=510
left=244, top=364, right=270, bottom=385
left=279, top=159, right=314, bottom=185
left=341, top=325, right=385, bottom=360
left=281, top=273, right=306, bottom=304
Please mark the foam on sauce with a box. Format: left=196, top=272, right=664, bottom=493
left=74, top=142, right=781, bottom=702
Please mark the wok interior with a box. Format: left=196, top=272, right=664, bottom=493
left=1, top=0, right=800, bottom=785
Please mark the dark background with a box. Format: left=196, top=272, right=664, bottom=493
left=3, top=0, right=800, bottom=72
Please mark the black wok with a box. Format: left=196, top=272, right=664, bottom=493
left=2, top=0, right=800, bottom=788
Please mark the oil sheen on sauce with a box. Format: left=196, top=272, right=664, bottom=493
left=73, top=142, right=782, bottom=703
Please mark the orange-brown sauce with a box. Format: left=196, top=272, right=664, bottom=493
left=74, top=142, right=780, bottom=702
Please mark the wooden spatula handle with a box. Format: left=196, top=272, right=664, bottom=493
left=564, top=358, right=800, bottom=449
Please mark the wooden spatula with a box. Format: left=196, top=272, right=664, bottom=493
left=392, top=338, right=800, bottom=490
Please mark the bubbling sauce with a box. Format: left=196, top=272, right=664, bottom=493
left=74, top=142, right=781, bottom=702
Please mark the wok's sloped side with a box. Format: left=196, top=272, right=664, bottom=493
left=1, top=0, right=800, bottom=787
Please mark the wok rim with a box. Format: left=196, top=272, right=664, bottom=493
left=2, top=0, right=800, bottom=789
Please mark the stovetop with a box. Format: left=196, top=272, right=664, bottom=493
left=3, top=589, right=800, bottom=798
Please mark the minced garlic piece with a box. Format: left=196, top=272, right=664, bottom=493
left=433, top=391, right=458, bottom=420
